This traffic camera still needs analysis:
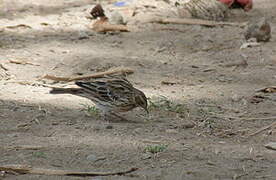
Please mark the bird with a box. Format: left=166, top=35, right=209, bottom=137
left=49, top=75, right=148, bottom=121
left=244, top=17, right=271, bottom=42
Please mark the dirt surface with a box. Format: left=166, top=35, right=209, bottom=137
left=0, top=0, right=276, bottom=179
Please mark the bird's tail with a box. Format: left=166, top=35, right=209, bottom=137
left=50, top=87, right=83, bottom=95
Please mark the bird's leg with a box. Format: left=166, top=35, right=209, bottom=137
left=101, top=108, right=128, bottom=121
left=101, top=111, right=123, bottom=122
left=102, top=112, right=112, bottom=122
left=110, top=112, right=129, bottom=122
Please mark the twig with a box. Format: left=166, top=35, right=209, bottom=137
left=0, top=63, right=9, bottom=71
left=9, top=60, right=40, bottom=66
left=148, top=17, right=246, bottom=27
left=248, top=121, right=276, bottom=137
left=0, top=165, right=138, bottom=177
left=40, top=67, right=134, bottom=82
left=241, top=116, right=276, bottom=121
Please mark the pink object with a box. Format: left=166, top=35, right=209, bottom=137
left=218, top=0, right=253, bottom=11
left=237, top=0, right=253, bottom=11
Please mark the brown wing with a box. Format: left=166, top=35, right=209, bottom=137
left=75, top=76, right=135, bottom=107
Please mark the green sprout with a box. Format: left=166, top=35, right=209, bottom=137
left=144, top=144, right=168, bottom=154
left=81, top=104, right=100, bottom=116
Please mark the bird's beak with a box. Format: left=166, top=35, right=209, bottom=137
left=144, top=108, right=149, bottom=115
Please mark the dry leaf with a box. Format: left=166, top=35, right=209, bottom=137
left=161, top=80, right=177, bottom=85
left=6, top=24, right=32, bottom=29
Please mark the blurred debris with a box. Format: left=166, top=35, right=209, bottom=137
left=244, top=17, right=271, bottom=42
left=176, top=0, right=229, bottom=21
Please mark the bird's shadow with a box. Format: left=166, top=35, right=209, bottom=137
left=106, top=113, right=149, bottom=124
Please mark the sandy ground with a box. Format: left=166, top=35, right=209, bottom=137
left=0, top=0, right=276, bottom=179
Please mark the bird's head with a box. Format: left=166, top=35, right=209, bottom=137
left=135, top=89, right=149, bottom=114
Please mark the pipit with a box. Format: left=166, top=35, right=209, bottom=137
left=50, top=75, right=148, bottom=120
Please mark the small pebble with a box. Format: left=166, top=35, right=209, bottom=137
left=141, top=153, right=152, bottom=160
left=106, top=125, right=113, bottom=129
left=166, top=129, right=178, bottom=133
left=109, top=11, right=124, bottom=25
left=180, top=123, right=195, bottom=129
left=78, top=31, right=89, bottom=40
